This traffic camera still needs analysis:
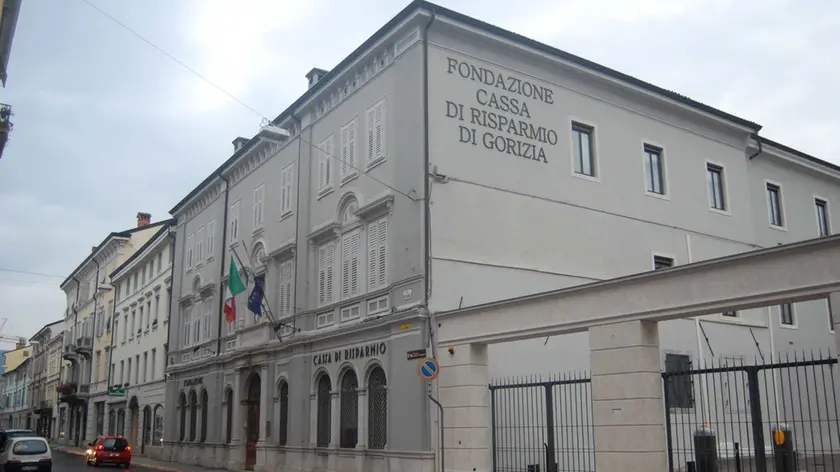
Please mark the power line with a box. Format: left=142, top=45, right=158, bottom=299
left=79, top=0, right=419, bottom=203
left=0, top=268, right=64, bottom=278
left=0, top=277, right=59, bottom=286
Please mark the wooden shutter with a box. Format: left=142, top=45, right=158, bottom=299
left=368, top=222, right=379, bottom=288
left=376, top=218, right=387, bottom=287
left=374, top=100, right=385, bottom=161
left=366, top=107, right=375, bottom=163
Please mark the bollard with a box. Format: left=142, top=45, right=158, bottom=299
left=773, top=423, right=795, bottom=472
left=694, top=425, right=718, bottom=472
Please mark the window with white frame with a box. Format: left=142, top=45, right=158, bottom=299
left=816, top=198, right=830, bottom=237
left=766, top=182, right=784, bottom=227
left=780, top=303, right=795, bottom=326
left=340, top=304, right=361, bottom=322
left=367, top=217, right=388, bottom=290
left=186, top=233, right=195, bottom=270
left=182, top=306, right=192, bottom=346
left=280, top=163, right=295, bottom=216
left=367, top=295, right=389, bottom=315
left=571, top=122, right=595, bottom=177
left=318, top=135, right=334, bottom=192
left=229, top=201, right=240, bottom=243
left=366, top=98, right=386, bottom=165
left=253, top=184, right=265, bottom=230
left=192, top=303, right=201, bottom=345
left=278, top=259, right=294, bottom=318
left=707, top=163, right=726, bottom=211
left=317, top=311, right=335, bottom=329
left=318, top=242, right=335, bottom=306
left=203, top=298, right=211, bottom=341
left=341, top=230, right=361, bottom=300
left=206, top=219, right=216, bottom=260
left=340, top=118, right=358, bottom=180
left=643, top=144, right=664, bottom=195
left=195, top=226, right=204, bottom=263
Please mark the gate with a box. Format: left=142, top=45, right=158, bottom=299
left=663, top=351, right=840, bottom=472
left=490, top=373, right=595, bottom=472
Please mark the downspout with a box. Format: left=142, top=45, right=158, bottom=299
left=422, top=10, right=436, bottom=302
left=84, top=259, right=100, bottom=442
left=163, top=230, right=176, bottom=375
left=215, top=175, right=231, bottom=358
left=291, top=112, right=302, bottom=328
left=748, top=133, right=762, bottom=160
left=106, top=274, right=117, bottom=389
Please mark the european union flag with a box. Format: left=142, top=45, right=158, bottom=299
left=248, top=276, right=264, bottom=316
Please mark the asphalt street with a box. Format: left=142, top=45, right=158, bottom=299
left=52, top=450, right=151, bottom=471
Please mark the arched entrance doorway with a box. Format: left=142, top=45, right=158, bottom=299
left=141, top=406, right=151, bottom=454
left=128, top=397, right=139, bottom=447
left=244, top=373, right=261, bottom=471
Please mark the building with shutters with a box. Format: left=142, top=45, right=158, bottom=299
left=28, top=320, right=63, bottom=439
left=107, top=220, right=174, bottom=459
left=161, top=2, right=840, bottom=472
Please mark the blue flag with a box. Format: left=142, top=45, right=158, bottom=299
left=247, top=276, right=264, bottom=316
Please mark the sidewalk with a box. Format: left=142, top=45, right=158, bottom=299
left=50, top=444, right=229, bottom=472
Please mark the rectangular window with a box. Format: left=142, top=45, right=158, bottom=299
left=127, top=358, right=132, bottom=385
left=135, top=355, right=139, bottom=384
left=722, top=311, right=738, bottom=317
left=146, top=301, right=151, bottom=328
left=278, top=260, right=295, bottom=318
left=206, top=219, right=216, bottom=260
left=318, top=135, right=335, bottom=192
left=571, top=122, right=595, bottom=177
left=186, top=233, right=195, bottom=270
left=229, top=201, right=240, bottom=243
left=366, top=98, right=386, bottom=165
left=195, top=226, right=204, bottom=263
left=829, top=298, right=835, bottom=332
left=253, top=184, right=265, bottom=229
left=664, top=354, right=694, bottom=408
left=340, top=119, right=358, bottom=180
left=643, top=144, right=664, bottom=195
left=193, top=307, right=201, bottom=344
left=816, top=198, right=830, bottom=237
left=340, top=304, right=361, bottom=322
left=203, top=299, right=211, bottom=340
left=780, top=303, right=795, bottom=326
left=130, top=311, right=136, bottom=337
left=143, top=352, right=148, bottom=383
left=316, top=311, right=335, bottom=329
left=280, top=163, right=295, bottom=216
left=653, top=255, right=674, bottom=270
left=157, top=253, right=163, bottom=272
left=367, top=217, right=388, bottom=290
left=341, top=229, right=361, bottom=300
left=183, top=307, right=192, bottom=346
left=766, top=182, right=784, bottom=227
left=707, top=163, right=726, bottom=211
left=151, top=349, right=156, bottom=381
left=318, top=242, right=336, bottom=306
left=119, top=361, right=124, bottom=384
left=123, top=314, right=128, bottom=341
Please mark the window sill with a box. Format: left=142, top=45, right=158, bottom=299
left=644, top=190, right=669, bottom=201
left=317, top=186, right=335, bottom=200
left=709, top=207, right=731, bottom=217
left=365, top=157, right=386, bottom=173
left=206, top=256, right=215, bottom=264
left=571, top=171, right=600, bottom=184
left=340, top=173, right=359, bottom=187
left=195, top=262, right=203, bottom=270
left=253, top=227, right=265, bottom=237
left=779, top=324, right=798, bottom=330
left=769, top=223, right=788, bottom=232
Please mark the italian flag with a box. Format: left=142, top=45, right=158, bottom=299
left=223, top=256, right=247, bottom=323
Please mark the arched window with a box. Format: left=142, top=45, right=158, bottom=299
left=179, top=392, right=187, bottom=441
left=368, top=366, right=387, bottom=449
left=200, top=390, right=208, bottom=442
left=143, top=406, right=152, bottom=445
left=316, top=374, right=331, bottom=448
left=116, top=409, right=125, bottom=437
left=277, top=381, right=289, bottom=446
left=108, top=409, right=116, bottom=435
left=225, top=388, right=233, bottom=444
left=153, top=405, right=164, bottom=445
left=188, top=390, right=198, bottom=441
left=339, top=369, right=359, bottom=448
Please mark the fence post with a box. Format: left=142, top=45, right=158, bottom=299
left=772, top=423, right=794, bottom=472
left=746, top=367, right=767, bottom=472
left=663, top=373, right=674, bottom=472
left=544, top=384, right=557, bottom=472
left=490, top=387, right=496, bottom=472
left=694, top=425, right=718, bottom=472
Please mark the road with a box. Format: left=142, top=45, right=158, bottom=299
left=53, top=450, right=153, bottom=471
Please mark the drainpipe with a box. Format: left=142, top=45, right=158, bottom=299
left=748, top=133, right=762, bottom=160
left=215, top=175, right=231, bottom=358
left=291, top=112, right=302, bottom=327
left=422, top=9, right=436, bottom=302
left=164, top=230, right=176, bottom=375
left=82, top=258, right=101, bottom=443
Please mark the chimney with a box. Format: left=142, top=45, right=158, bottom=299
left=306, top=67, right=329, bottom=89
left=232, top=137, right=249, bottom=152
left=137, top=212, right=151, bottom=228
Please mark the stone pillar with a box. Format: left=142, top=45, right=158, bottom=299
left=356, top=388, right=368, bottom=449
left=259, top=365, right=272, bottom=442
left=329, top=391, right=340, bottom=449
left=589, top=320, right=666, bottom=472
left=437, top=343, right=491, bottom=472
left=227, top=370, right=244, bottom=470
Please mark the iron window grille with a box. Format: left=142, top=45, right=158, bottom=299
left=278, top=382, right=289, bottom=446
left=368, top=367, right=387, bottom=449
left=340, top=371, right=359, bottom=448
left=316, top=375, right=332, bottom=447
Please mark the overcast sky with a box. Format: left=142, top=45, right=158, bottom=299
left=0, top=0, right=837, bottom=347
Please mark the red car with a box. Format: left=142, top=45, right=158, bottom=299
left=85, top=436, right=131, bottom=468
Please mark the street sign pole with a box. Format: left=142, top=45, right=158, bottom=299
left=418, top=357, right=444, bottom=472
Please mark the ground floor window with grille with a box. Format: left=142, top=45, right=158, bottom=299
left=664, top=353, right=694, bottom=408
left=367, top=366, right=387, bottom=449
left=316, top=374, right=332, bottom=447
left=277, top=381, right=288, bottom=446
left=224, top=389, right=233, bottom=443
left=340, top=370, right=359, bottom=448
left=179, top=393, right=187, bottom=441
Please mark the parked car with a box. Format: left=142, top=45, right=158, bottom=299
left=0, top=430, right=36, bottom=453
left=85, top=436, right=131, bottom=468
left=0, top=436, right=52, bottom=472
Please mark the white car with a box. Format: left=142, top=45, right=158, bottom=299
left=0, top=436, right=52, bottom=472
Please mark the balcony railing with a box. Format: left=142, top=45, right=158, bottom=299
left=56, top=382, right=76, bottom=395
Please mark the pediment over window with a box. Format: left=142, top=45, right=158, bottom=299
left=355, top=194, right=394, bottom=221
left=252, top=241, right=267, bottom=274
left=269, top=240, right=296, bottom=262
left=308, top=221, right=340, bottom=244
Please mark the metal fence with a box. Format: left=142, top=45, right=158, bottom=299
left=663, top=351, right=840, bottom=472
left=490, top=373, right=595, bottom=472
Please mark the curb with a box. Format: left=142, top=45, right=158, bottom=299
left=53, top=447, right=189, bottom=472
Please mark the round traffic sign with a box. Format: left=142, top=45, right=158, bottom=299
left=418, top=357, right=440, bottom=381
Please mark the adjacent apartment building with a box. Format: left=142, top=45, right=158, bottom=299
left=0, top=354, right=30, bottom=429
left=159, top=2, right=840, bottom=472
left=108, top=219, right=174, bottom=458
left=57, top=213, right=169, bottom=447
left=28, top=320, right=62, bottom=438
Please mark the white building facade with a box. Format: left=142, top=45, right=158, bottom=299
left=161, top=2, right=840, bottom=472
left=108, top=221, right=174, bottom=459
left=0, top=357, right=31, bottom=429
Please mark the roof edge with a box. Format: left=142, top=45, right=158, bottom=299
left=110, top=220, right=175, bottom=281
